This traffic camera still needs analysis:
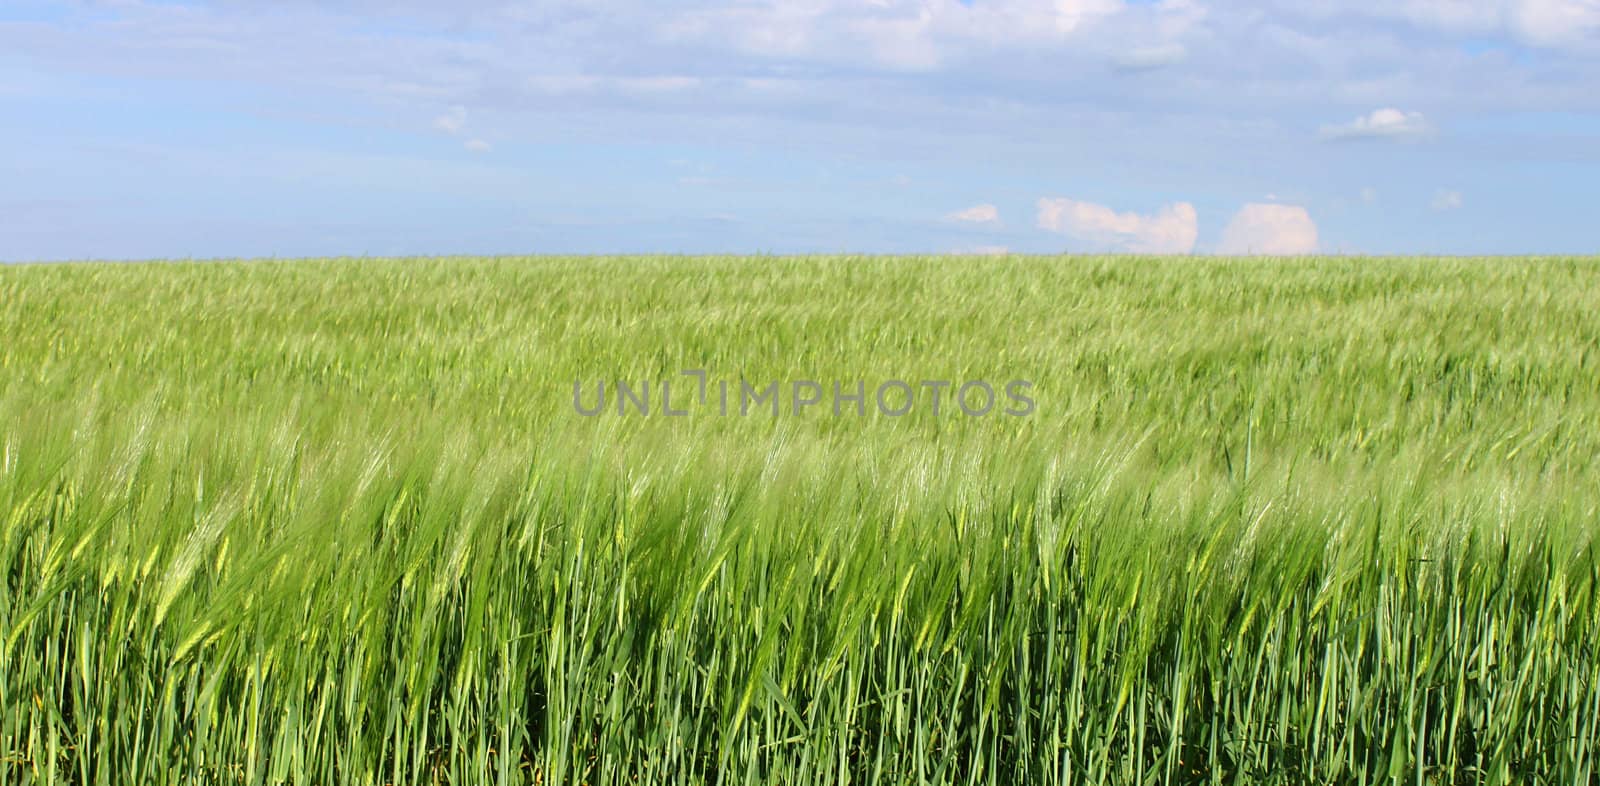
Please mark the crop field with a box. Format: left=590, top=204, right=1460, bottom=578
left=1, top=255, right=1598, bottom=785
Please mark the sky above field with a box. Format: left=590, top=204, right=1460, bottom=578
left=1, top=0, right=1597, bottom=259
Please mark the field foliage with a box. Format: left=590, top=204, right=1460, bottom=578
left=2, top=255, right=1598, bottom=784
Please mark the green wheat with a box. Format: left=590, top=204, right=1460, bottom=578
left=1, top=255, right=1597, bottom=784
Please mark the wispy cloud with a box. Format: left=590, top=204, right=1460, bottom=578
left=1431, top=189, right=1463, bottom=211
left=1288, top=0, right=1600, bottom=51
left=1111, top=43, right=1187, bottom=71
left=948, top=245, right=1011, bottom=256
left=433, top=106, right=468, bottom=135
left=661, top=0, right=1134, bottom=71
left=946, top=203, right=1001, bottom=225
left=1320, top=108, right=1432, bottom=141
left=1511, top=0, right=1600, bottom=49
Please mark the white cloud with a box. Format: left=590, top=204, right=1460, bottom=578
left=1431, top=189, right=1464, bottom=211
left=1218, top=204, right=1319, bottom=255
left=433, top=106, right=467, bottom=135
left=1360, top=186, right=1378, bottom=203
left=526, top=75, right=702, bottom=95
left=437, top=107, right=490, bottom=152
left=664, top=0, right=1131, bottom=70
left=1275, top=1, right=1599, bottom=51
left=1426, top=0, right=1596, bottom=49
left=1112, top=43, right=1187, bottom=71
left=949, top=245, right=1011, bottom=255
left=946, top=203, right=1001, bottom=225
left=1320, top=108, right=1432, bottom=140
left=1037, top=197, right=1198, bottom=254
left=1512, top=0, right=1600, bottom=48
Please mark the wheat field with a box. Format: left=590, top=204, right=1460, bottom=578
left=2, top=255, right=1597, bottom=784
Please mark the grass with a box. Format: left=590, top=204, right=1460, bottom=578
left=1, top=254, right=1597, bottom=785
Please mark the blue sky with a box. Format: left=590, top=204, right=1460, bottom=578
left=1, top=0, right=1597, bottom=259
